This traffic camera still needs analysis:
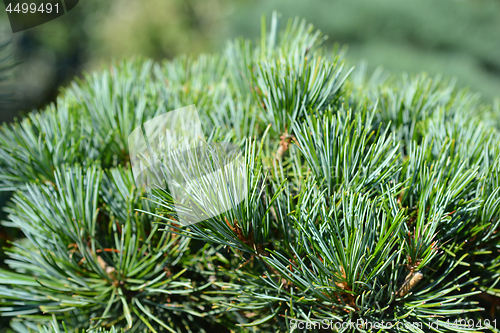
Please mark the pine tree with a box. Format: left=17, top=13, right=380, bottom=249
left=1, top=12, right=500, bottom=333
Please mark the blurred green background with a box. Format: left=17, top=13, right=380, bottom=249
left=0, top=0, right=500, bottom=125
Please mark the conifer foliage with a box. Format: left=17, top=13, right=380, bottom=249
left=1, top=12, right=500, bottom=332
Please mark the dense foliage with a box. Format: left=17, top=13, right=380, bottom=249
left=1, top=12, right=500, bottom=332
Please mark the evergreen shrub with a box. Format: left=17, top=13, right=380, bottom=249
left=1, top=12, right=500, bottom=332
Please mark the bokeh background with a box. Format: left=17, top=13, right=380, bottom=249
left=0, top=0, right=500, bottom=124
